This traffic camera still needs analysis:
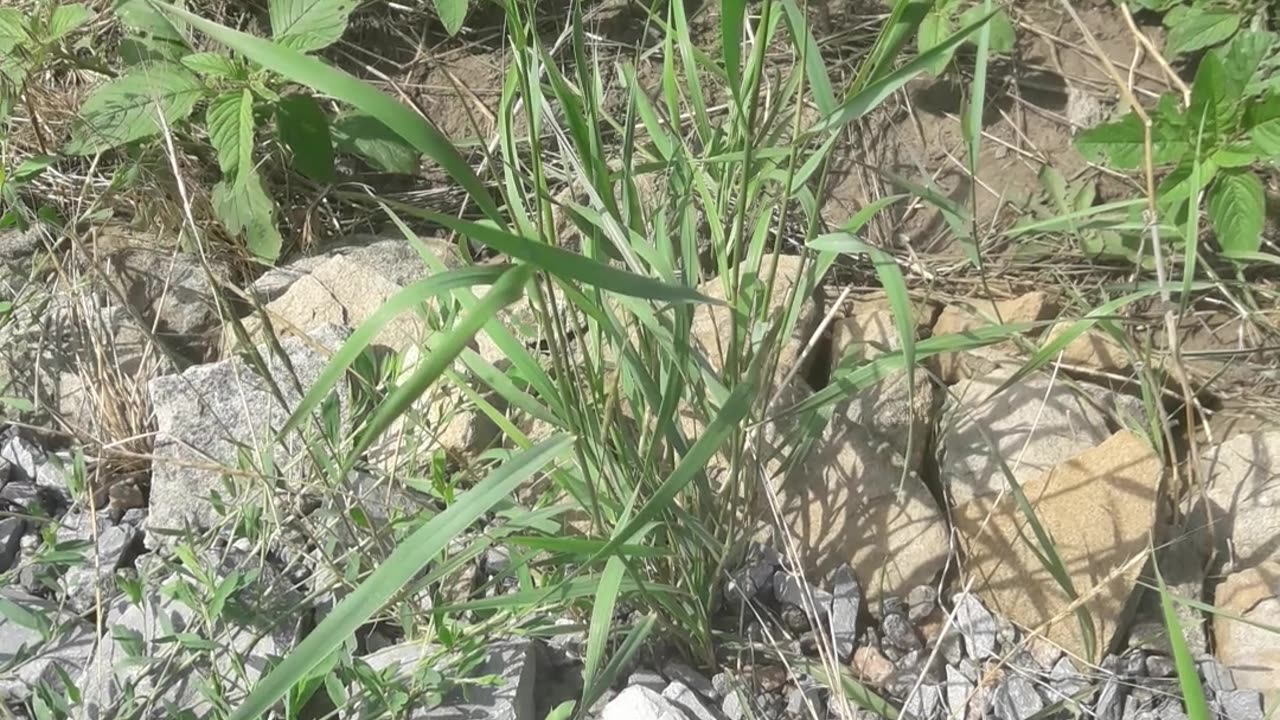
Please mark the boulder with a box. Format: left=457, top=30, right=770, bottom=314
left=940, top=367, right=1115, bottom=506
left=1214, top=563, right=1280, bottom=713
left=1045, top=323, right=1131, bottom=373
left=1198, top=431, right=1280, bottom=570
left=830, top=308, right=937, bottom=472
left=146, top=324, right=349, bottom=548
left=932, top=292, right=1057, bottom=382
left=102, top=247, right=225, bottom=353
left=0, top=589, right=95, bottom=703
left=955, top=430, right=1161, bottom=661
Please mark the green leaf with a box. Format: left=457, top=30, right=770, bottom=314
left=821, top=9, right=996, bottom=130
left=330, top=111, right=420, bottom=172
left=229, top=434, right=572, bottom=720
left=1164, top=9, right=1239, bottom=58
left=721, top=0, right=747, bottom=90
left=206, top=90, right=254, bottom=176
left=1157, top=563, right=1211, bottom=720
left=580, top=557, right=625, bottom=707
left=156, top=3, right=504, bottom=226
left=181, top=51, right=240, bottom=78
left=1075, top=113, right=1146, bottom=169
left=45, top=4, right=92, bottom=41
left=114, top=0, right=186, bottom=41
left=959, top=5, right=1014, bottom=53
left=64, top=63, right=204, bottom=155
left=432, top=0, right=467, bottom=36
left=1246, top=95, right=1280, bottom=155
left=915, top=10, right=954, bottom=75
left=269, top=0, right=357, bottom=52
left=0, top=9, right=27, bottom=42
left=1220, top=30, right=1273, bottom=93
left=276, top=94, right=335, bottom=181
left=1207, top=168, right=1265, bottom=256
left=212, top=172, right=283, bottom=261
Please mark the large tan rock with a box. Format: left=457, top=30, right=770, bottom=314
left=940, top=367, right=1115, bottom=506
left=1215, top=563, right=1280, bottom=712
left=932, top=292, right=1057, bottom=382
left=830, top=308, right=936, bottom=473
left=769, top=413, right=950, bottom=601
left=1199, top=431, right=1280, bottom=570
left=955, top=430, right=1161, bottom=661
left=1045, top=323, right=1131, bottom=373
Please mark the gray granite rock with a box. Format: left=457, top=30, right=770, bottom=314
left=0, top=517, right=24, bottom=572
left=1199, top=659, right=1236, bottom=692
left=786, top=680, right=825, bottom=718
left=993, top=674, right=1043, bottom=720
left=945, top=665, right=974, bottom=719
left=952, top=593, right=997, bottom=659
left=773, top=571, right=833, bottom=619
left=662, top=681, right=721, bottom=720
left=0, top=589, right=95, bottom=702
left=1214, top=689, right=1264, bottom=720
left=663, top=660, right=717, bottom=700
left=601, top=685, right=688, bottom=720
left=363, top=639, right=538, bottom=720
left=55, top=511, right=140, bottom=612
left=901, top=684, right=943, bottom=720
left=882, top=611, right=921, bottom=652
left=146, top=324, right=349, bottom=547
left=907, top=585, right=937, bottom=624
left=830, top=564, right=861, bottom=661
left=1094, top=676, right=1126, bottom=720
left=628, top=670, right=668, bottom=693
left=1143, top=655, right=1175, bottom=677
left=725, top=544, right=781, bottom=605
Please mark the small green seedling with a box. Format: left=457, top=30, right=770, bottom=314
left=917, top=0, right=1016, bottom=75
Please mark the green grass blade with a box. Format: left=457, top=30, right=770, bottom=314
left=584, top=614, right=658, bottom=709
left=229, top=434, right=572, bottom=720
left=275, top=265, right=508, bottom=439
left=853, top=0, right=932, bottom=91
left=581, top=556, right=626, bottom=706
left=155, top=3, right=504, bottom=225
left=821, top=9, right=995, bottom=131
left=780, top=0, right=836, bottom=116
left=347, top=265, right=535, bottom=467
left=721, top=0, right=747, bottom=93
left=1004, top=198, right=1146, bottom=238
left=380, top=205, right=718, bottom=305
left=1157, top=560, right=1211, bottom=720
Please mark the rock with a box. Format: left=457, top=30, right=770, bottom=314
left=103, top=247, right=224, bottom=356
left=0, top=436, right=40, bottom=484
left=0, top=589, right=95, bottom=702
left=0, top=226, right=48, bottom=261
left=992, top=674, right=1043, bottom=720
left=830, top=565, right=861, bottom=660
left=786, top=680, right=825, bottom=717
left=907, top=586, right=937, bottom=624
left=601, top=685, right=689, bottom=720
left=1128, top=537, right=1208, bottom=656
left=0, top=482, right=63, bottom=515
left=1215, top=689, right=1264, bottom=720
left=662, top=681, right=720, bottom=720
left=773, top=571, right=833, bottom=621
left=901, top=684, right=943, bottom=720
left=690, top=254, right=823, bottom=382
left=1198, top=431, right=1280, bottom=570
left=628, top=670, right=668, bottom=693
left=721, top=690, right=745, bottom=720
left=945, top=665, right=974, bottom=719
left=1144, top=655, right=1175, bottom=677
left=1045, top=323, right=1130, bottom=373
left=725, top=544, right=782, bottom=606
left=1066, top=86, right=1107, bottom=132
left=78, top=588, right=298, bottom=720
left=932, top=292, right=1057, bottom=382
left=1214, top=564, right=1280, bottom=712
left=146, top=324, right=349, bottom=547
left=1200, top=658, right=1236, bottom=693
left=1025, top=636, right=1062, bottom=670
left=1046, top=656, right=1088, bottom=702
left=955, top=431, right=1161, bottom=661
left=1094, top=675, right=1126, bottom=720
left=952, top=593, right=998, bottom=659
left=940, top=367, right=1115, bottom=506
left=852, top=646, right=895, bottom=686
left=373, top=639, right=538, bottom=720
left=0, top=517, right=23, bottom=572
left=662, top=660, right=717, bottom=700
left=882, top=611, right=921, bottom=653
left=55, top=511, right=140, bottom=611
left=772, top=411, right=949, bottom=601
left=830, top=308, right=937, bottom=471
left=253, top=237, right=461, bottom=301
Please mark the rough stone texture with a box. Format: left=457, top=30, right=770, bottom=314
left=1046, top=323, right=1131, bottom=373
left=252, top=237, right=461, bottom=301
left=0, top=517, right=23, bottom=572
left=932, top=292, right=1057, bottom=382
left=690, top=254, right=823, bottom=381
left=146, top=324, right=349, bottom=547
left=901, top=684, right=943, bottom=720
left=78, top=591, right=298, bottom=719
left=628, top=670, right=668, bottom=693
left=830, top=565, right=861, bottom=661
left=830, top=308, right=937, bottom=472
left=940, top=367, right=1115, bottom=506
left=359, top=639, right=538, bottom=720
left=55, top=511, right=140, bottom=612
left=601, top=685, right=689, bottom=720
left=662, top=681, right=719, bottom=720
left=1198, top=431, right=1280, bottom=570
left=771, top=409, right=949, bottom=601
left=1128, top=538, right=1208, bottom=655
left=725, top=544, right=781, bottom=606
left=1214, top=563, right=1280, bottom=713
left=952, top=593, right=998, bottom=659
left=102, top=247, right=224, bottom=357
left=1216, top=689, right=1265, bottom=720
left=0, top=589, right=95, bottom=702
left=852, top=646, right=895, bottom=686
left=662, top=660, right=717, bottom=700
left=955, top=430, right=1161, bottom=662
left=945, top=665, right=974, bottom=719
left=992, top=674, right=1043, bottom=720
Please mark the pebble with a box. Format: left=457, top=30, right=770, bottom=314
left=1215, top=689, right=1264, bottom=720
left=901, top=684, right=942, bottom=720
left=945, top=665, right=974, bottom=719
left=1144, top=655, right=1175, bottom=677
left=907, top=585, right=937, bottom=623
left=627, top=670, right=666, bottom=693
left=1093, top=676, right=1126, bottom=720
left=0, top=517, right=24, bottom=572
left=662, top=659, right=717, bottom=699
left=830, top=564, right=861, bottom=661
left=661, top=681, right=719, bottom=720
left=773, top=571, right=833, bottom=620
left=1198, top=658, right=1235, bottom=692
left=726, top=544, right=781, bottom=604
left=882, top=610, right=922, bottom=652
left=952, top=593, right=998, bottom=659
left=851, top=646, right=895, bottom=686
left=785, top=680, right=825, bottom=718
left=993, top=674, right=1043, bottom=720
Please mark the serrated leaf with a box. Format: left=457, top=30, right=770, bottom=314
left=44, top=4, right=92, bottom=41
left=432, top=0, right=467, bottom=35
left=270, top=0, right=357, bottom=52
left=206, top=90, right=253, bottom=176
left=1246, top=95, right=1280, bottom=155
left=1075, top=113, right=1146, bottom=169
left=181, top=51, right=240, bottom=78
left=1207, top=169, right=1264, bottom=256
left=331, top=112, right=419, bottom=173
left=1220, top=30, right=1273, bottom=94
left=276, top=93, right=334, bottom=181
left=1164, top=9, right=1239, bottom=58
left=916, top=9, right=953, bottom=75
left=1212, top=142, right=1258, bottom=168
left=212, top=172, right=282, bottom=260
left=65, top=63, right=204, bottom=155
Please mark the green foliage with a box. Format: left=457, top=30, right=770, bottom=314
left=1126, top=0, right=1269, bottom=58
left=0, top=3, right=94, bottom=120
left=433, top=0, right=468, bottom=36
left=916, top=0, right=1015, bottom=75
left=1075, top=31, right=1279, bottom=258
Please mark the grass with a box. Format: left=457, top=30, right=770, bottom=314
left=2, top=0, right=1279, bottom=718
